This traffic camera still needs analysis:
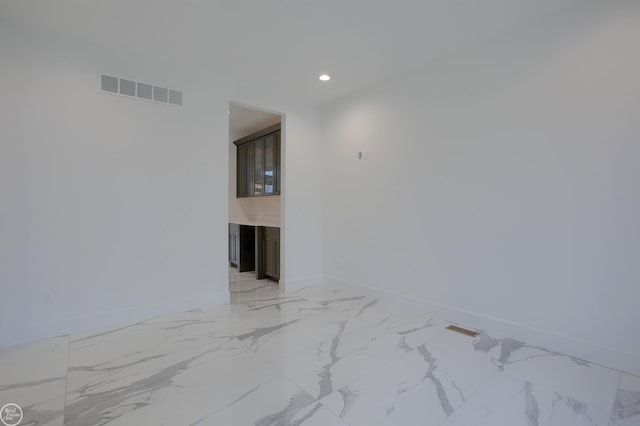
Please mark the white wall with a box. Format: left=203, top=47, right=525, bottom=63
left=322, top=1, right=640, bottom=375
left=0, top=19, right=323, bottom=346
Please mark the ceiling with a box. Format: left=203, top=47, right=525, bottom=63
left=1, top=0, right=587, bottom=105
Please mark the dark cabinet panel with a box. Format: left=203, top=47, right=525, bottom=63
left=229, top=223, right=239, bottom=266
left=275, top=131, right=281, bottom=195
left=234, top=124, right=281, bottom=198
left=254, top=138, right=263, bottom=196
left=229, top=223, right=256, bottom=272
left=238, top=225, right=255, bottom=272
left=264, top=134, right=275, bottom=195
left=256, top=226, right=280, bottom=281
left=236, top=145, right=247, bottom=198
left=245, top=142, right=255, bottom=197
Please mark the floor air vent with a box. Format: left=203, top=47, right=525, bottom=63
left=445, top=325, right=479, bottom=337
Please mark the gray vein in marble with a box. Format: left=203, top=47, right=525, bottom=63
left=245, top=297, right=308, bottom=311
left=291, top=403, right=323, bottom=426
left=68, top=353, right=168, bottom=376
left=189, top=385, right=261, bottom=425
left=417, top=344, right=454, bottom=416
left=156, top=318, right=223, bottom=334
left=65, top=342, right=236, bottom=426
left=562, top=395, right=589, bottom=417
left=0, top=376, right=65, bottom=391
left=524, top=382, right=540, bottom=426
left=231, top=284, right=278, bottom=294
left=612, top=389, right=640, bottom=420
left=236, top=319, right=301, bottom=344
left=396, top=318, right=441, bottom=335
left=70, top=322, right=148, bottom=344
left=450, top=378, right=466, bottom=404
left=473, top=332, right=594, bottom=372
left=354, top=299, right=378, bottom=318
left=474, top=333, right=525, bottom=367
left=337, top=387, right=358, bottom=418
left=254, top=389, right=317, bottom=426
left=20, top=407, right=64, bottom=426
left=396, top=336, right=412, bottom=353
left=317, top=321, right=347, bottom=398
left=316, top=296, right=366, bottom=308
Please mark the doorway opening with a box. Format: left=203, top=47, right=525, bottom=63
left=227, top=102, right=284, bottom=300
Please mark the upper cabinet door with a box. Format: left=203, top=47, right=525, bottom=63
left=275, top=131, right=281, bottom=195
left=246, top=141, right=255, bottom=197
left=237, top=144, right=247, bottom=198
left=253, top=138, right=263, bottom=196
left=264, top=134, right=275, bottom=195
left=234, top=124, right=281, bottom=198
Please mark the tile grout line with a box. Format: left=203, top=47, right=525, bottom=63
left=608, top=371, right=624, bottom=424
left=62, top=334, right=71, bottom=425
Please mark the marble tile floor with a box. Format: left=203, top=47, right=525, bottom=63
left=1, top=274, right=639, bottom=426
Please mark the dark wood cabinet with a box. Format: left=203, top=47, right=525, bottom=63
left=256, top=226, right=280, bottom=281
left=229, top=223, right=239, bottom=266
left=229, top=223, right=255, bottom=272
left=229, top=223, right=279, bottom=281
left=234, top=124, right=281, bottom=198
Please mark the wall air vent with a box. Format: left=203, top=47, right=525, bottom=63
left=445, top=324, right=479, bottom=337
left=100, top=74, right=183, bottom=106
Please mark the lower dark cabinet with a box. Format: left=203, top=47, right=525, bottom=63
left=229, top=223, right=239, bottom=266
left=256, top=226, right=280, bottom=281
left=229, top=224, right=280, bottom=281
left=229, top=224, right=255, bottom=272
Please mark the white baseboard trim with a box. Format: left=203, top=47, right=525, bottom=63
left=1, top=291, right=230, bottom=349
left=324, top=275, right=640, bottom=377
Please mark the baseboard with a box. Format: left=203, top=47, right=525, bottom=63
left=1, top=290, right=230, bottom=349
left=324, top=275, right=640, bottom=377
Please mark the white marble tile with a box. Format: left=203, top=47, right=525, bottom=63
left=235, top=309, right=371, bottom=362
left=228, top=267, right=257, bottom=282
left=292, top=285, right=375, bottom=310
left=229, top=278, right=278, bottom=294
left=296, top=286, right=441, bottom=332
left=321, top=344, right=498, bottom=426
left=64, top=338, right=278, bottom=426
left=442, top=372, right=604, bottom=426
left=610, top=373, right=640, bottom=426
left=194, top=377, right=349, bottom=426
left=69, top=308, right=234, bottom=346
left=385, top=314, right=449, bottom=349
left=0, top=336, right=68, bottom=426
left=231, top=292, right=327, bottom=316
left=420, top=329, right=621, bottom=425
left=229, top=286, right=283, bottom=303
left=0, top=281, right=629, bottom=426
left=270, top=324, right=412, bottom=400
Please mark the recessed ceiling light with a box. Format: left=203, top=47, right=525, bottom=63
left=319, top=74, right=331, bottom=82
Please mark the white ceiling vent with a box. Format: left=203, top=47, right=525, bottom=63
left=100, top=74, right=182, bottom=106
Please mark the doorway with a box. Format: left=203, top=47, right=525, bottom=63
left=227, top=102, right=284, bottom=298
